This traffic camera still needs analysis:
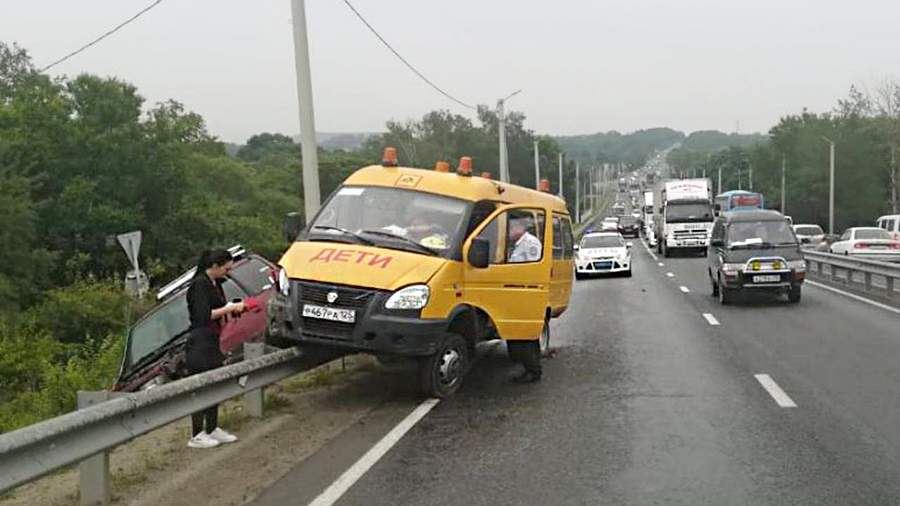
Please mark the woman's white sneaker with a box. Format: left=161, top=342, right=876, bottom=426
left=187, top=431, right=220, bottom=449
left=208, top=427, right=238, bottom=444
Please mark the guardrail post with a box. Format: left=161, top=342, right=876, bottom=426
left=864, top=272, right=873, bottom=292
left=888, top=277, right=895, bottom=298
left=243, top=342, right=265, bottom=418
left=77, top=391, right=111, bottom=506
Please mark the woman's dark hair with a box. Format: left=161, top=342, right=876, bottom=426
left=195, top=249, right=233, bottom=275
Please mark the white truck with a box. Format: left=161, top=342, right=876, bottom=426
left=654, top=178, right=714, bottom=257
left=642, top=191, right=656, bottom=246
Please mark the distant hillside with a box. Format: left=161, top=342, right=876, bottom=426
left=555, top=127, right=685, bottom=168
left=291, top=132, right=380, bottom=151
left=681, top=130, right=768, bottom=151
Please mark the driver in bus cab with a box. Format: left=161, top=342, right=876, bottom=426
left=403, top=214, right=450, bottom=249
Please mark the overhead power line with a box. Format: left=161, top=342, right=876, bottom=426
left=340, top=0, right=477, bottom=110
left=40, top=0, right=164, bottom=73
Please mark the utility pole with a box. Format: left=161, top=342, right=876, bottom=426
left=291, top=0, right=320, bottom=223
left=749, top=162, right=753, bottom=191
left=575, top=162, right=581, bottom=223
left=533, top=140, right=541, bottom=189
left=497, top=99, right=508, bottom=183
left=497, top=90, right=521, bottom=183
left=822, top=136, right=836, bottom=234
left=737, top=160, right=742, bottom=190
left=781, top=155, right=786, bottom=214
left=717, top=165, right=722, bottom=195
left=892, top=147, right=897, bottom=213
left=558, top=153, right=564, bottom=199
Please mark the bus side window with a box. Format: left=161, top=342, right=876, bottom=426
left=552, top=216, right=563, bottom=260
left=562, top=217, right=575, bottom=259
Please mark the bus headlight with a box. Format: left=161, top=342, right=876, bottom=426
left=385, top=285, right=430, bottom=310
left=278, top=269, right=290, bottom=297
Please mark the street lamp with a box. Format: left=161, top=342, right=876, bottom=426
left=821, top=136, right=836, bottom=234
left=497, top=89, right=522, bottom=183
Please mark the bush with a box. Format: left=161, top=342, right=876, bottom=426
left=0, top=332, right=124, bottom=433
left=22, top=278, right=132, bottom=345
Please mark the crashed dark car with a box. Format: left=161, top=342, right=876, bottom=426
left=113, top=246, right=276, bottom=392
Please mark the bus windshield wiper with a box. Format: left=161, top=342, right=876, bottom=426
left=310, top=225, right=374, bottom=246
left=359, top=229, right=439, bottom=256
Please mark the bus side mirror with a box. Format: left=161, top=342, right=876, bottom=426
left=283, top=212, right=305, bottom=243
left=467, top=238, right=490, bottom=269
left=714, top=203, right=721, bottom=212
left=710, top=239, right=724, bottom=247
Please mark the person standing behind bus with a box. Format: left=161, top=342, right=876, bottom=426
left=185, top=249, right=245, bottom=449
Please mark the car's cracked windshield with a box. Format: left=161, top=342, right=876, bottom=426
left=308, top=186, right=470, bottom=257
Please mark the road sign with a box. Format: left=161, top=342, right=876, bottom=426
left=116, top=231, right=142, bottom=272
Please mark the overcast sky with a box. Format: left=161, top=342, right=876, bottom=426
left=3, top=0, right=898, bottom=143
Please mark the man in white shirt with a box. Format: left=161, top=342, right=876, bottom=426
left=508, top=219, right=542, bottom=263
left=505, top=217, right=544, bottom=383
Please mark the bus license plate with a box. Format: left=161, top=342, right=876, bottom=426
left=302, top=304, right=355, bottom=323
left=752, top=275, right=780, bottom=283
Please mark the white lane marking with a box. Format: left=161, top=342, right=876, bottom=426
left=702, top=313, right=720, bottom=326
left=754, top=374, right=798, bottom=408
left=679, top=286, right=690, bottom=293
left=309, top=398, right=440, bottom=506
left=641, top=239, right=659, bottom=261
left=806, top=280, right=900, bottom=316
left=666, top=272, right=674, bottom=278
left=658, top=262, right=664, bottom=267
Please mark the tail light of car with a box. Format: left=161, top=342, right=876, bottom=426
left=854, top=243, right=869, bottom=249
left=890, top=243, right=900, bottom=250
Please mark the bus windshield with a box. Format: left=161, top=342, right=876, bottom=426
left=308, top=186, right=472, bottom=258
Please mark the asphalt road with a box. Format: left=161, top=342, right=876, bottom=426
left=253, top=214, right=900, bottom=505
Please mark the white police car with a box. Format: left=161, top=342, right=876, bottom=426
left=575, top=232, right=632, bottom=279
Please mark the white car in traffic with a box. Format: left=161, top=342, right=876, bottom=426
left=829, top=227, right=900, bottom=262
left=576, top=232, right=632, bottom=278
left=793, top=224, right=825, bottom=249
left=876, top=214, right=900, bottom=241
left=600, top=217, right=619, bottom=232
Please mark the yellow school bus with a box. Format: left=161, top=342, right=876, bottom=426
left=268, top=149, right=574, bottom=397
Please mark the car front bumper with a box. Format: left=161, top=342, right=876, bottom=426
left=576, top=257, right=630, bottom=274
left=720, top=271, right=805, bottom=291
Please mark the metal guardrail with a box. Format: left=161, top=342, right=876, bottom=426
left=0, top=343, right=344, bottom=500
left=803, top=249, right=899, bottom=297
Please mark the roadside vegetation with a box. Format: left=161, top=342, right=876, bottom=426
left=667, top=83, right=900, bottom=230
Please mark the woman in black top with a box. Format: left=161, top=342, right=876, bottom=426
left=185, top=249, right=245, bottom=449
